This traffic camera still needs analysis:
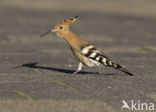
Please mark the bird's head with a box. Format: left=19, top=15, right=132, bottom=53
left=39, top=16, right=78, bottom=38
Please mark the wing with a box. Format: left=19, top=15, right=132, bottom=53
left=80, top=44, right=111, bottom=65
left=80, top=44, right=134, bottom=75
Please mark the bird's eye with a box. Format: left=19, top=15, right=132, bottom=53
left=60, top=26, right=63, bottom=29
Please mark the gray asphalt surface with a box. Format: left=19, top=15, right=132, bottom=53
left=0, top=0, right=156, bottom=112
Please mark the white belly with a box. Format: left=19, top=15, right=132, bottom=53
left=74, top=51, right=100, bottom=67
left=84, top=58, right=100, bottom=67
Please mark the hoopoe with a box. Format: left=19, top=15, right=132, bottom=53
left=40, top=16, right=133, bottom=76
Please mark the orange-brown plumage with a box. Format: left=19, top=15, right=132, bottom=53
left=40, top=16, right=134, bottom=76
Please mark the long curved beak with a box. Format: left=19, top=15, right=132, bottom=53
left=39, top=30, right=51, bottom=38
left=51, top=29, right=59, bottom=32
left=39, top=29, right=59, bottom=38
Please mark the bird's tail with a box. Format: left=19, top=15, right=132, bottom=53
left=100, top=58, right=133, bottom=76
left=115, top=64, right=133, bottom=76
left=112, top=63, right=133, bottom=76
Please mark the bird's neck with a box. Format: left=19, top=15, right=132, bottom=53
left=58, top=30, right=89, bottom=49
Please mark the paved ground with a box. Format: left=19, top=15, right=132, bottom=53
left=0, top=0, right=156, bottom=112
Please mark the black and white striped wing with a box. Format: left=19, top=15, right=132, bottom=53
left=80, top=44, right=111, bottom=66
left=80, top=44, right=134, bottom=76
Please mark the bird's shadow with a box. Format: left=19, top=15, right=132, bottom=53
left=15, top=62, right=98, bottom=75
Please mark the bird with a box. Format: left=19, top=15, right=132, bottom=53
left=40, top=16, right=133, bottom=76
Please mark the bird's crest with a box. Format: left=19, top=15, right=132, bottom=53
left=58, top=16, right=78, bottom=25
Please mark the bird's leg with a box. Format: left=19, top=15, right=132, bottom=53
left=98, top=66, right=101, bottom=74
left=72, top=62, right=83, bottom=75
left=97, top=66, right=105, bottom=74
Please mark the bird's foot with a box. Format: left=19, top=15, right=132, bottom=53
left=64, top=71, right=80, bottom=77
left=72, top=70, right=80, bottom=75
left=98, top=70, right=105, bottom=75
